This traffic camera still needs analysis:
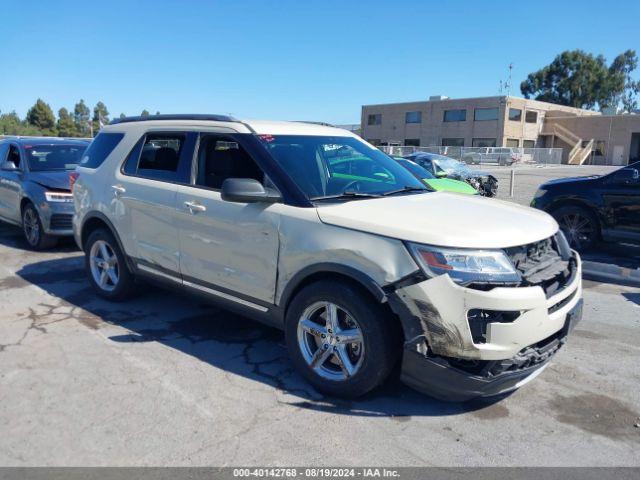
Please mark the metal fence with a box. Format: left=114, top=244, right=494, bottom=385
left=378, top=145, right=563, bottom=167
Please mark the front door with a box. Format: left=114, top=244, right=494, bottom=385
left=0, top=144, right=24, bottom=223
left=602, top=166, right=640, bottom=242
left=110, top=131, right=196, bottom=275
left=176, top=134, right=280, bottom=305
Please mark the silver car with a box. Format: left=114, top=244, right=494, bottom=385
left=0, top=137, right=89, bottom=249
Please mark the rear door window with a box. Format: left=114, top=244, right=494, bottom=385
left=79, top=133, right=124, bottom=169
left=122, top=132, right=196, bottom=183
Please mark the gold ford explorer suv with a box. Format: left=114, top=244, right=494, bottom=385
left=73, top=115, right=583, bottom=401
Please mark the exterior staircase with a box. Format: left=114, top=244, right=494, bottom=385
left=542, top=122, right=594, bottom=165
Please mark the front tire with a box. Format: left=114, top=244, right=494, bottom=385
left=22, top=202, right=57, bottom=250
left=85, top=228, right=135, bottom=301
left=285, top=280, right=399, bottom=398
left=551, top=205, right=599, bottom=251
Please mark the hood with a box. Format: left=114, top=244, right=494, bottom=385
left=448, top=169, right=491, bottom=180
left=424, top=178, right=477, bottom=195
left=316, top=192, right=558, bottom=249
left=28, top=171, right=72, bottom=191
left=542, top=175, right=600, bottom=187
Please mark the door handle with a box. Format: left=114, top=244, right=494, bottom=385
left=184, top=200, right=206, bottom=213
left=112, top=185, right=126, bottom=195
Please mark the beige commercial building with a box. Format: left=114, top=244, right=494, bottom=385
left=361, top=95, right=640, bottom=165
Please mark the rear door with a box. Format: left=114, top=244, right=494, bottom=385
left=176, top=133, right=280, bottom=305
left=112, top=130, right=196, bottom=276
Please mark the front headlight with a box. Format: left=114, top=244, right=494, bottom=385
left=45, top=191, right=73, bottom=203
left=407, top=243, right=521, bottom=285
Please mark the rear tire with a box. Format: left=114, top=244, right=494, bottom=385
left=285, top=280, right=399, bottom=398
left=22, top=202, right=57, bottom=250
left=551, top=205, right=599, bottom=251
left=85, top=228, right=135, bottom=301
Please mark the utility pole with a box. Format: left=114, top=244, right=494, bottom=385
left=506, top=62, right=513, bottom=97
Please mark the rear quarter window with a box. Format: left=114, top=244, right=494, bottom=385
left=79, top=132, right=125, bottom=169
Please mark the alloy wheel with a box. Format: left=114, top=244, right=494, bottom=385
left=23, top=208, right=40, bottom=246
left=559, top=212, right=594, bottom=249
left=89, top=240, right=120, bottom=292
left=296, top=301, right=364, bottom=381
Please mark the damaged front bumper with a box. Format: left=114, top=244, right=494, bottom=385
left=387, top=252, right=583, bottom=401
left=401, top=298, right=582, bottom=401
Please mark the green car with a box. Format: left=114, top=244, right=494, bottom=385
left=394, top=157, right=478, bottom=194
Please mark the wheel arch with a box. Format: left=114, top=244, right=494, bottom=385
left=20, top=196, right=33, bottom=214
left=79, top=212, right=134, bottom=270
left=546, top=198, right=602, bottom=228
left=279, top=264, right=388, bottom=317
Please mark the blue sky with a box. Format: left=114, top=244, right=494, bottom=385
left=1, top=0, right=639, bottom=124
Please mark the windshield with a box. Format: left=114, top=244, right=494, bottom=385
left=26, top=144, right=86, bottom=171
left=261, top=135, right=428, bottom=200
left=430, top=156, right=468, bottom=173
left=397, top=159, right=435, bottom=179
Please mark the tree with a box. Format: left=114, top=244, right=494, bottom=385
left=521, top=49, right=639, bottom=111
left=26, top=99, right=56, bottom=135
left=608, top=50, right=640, bottom=111
left=140, top=109, right=150, bottom=117
left=74, top=99, right=91, bottom=136
left=92, top=101, right=109, bottom=135
left=57, top=108, right=77, bottom=137
left=119, top=113, right=126, bottom=119
left=0, top=111, right=23, bottom=135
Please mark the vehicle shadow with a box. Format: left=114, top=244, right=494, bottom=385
left=12, top=252, right=510, bottom=418
left=622, top=293, right=640, bottom=306
left=0, top=222, right=79, bottom=253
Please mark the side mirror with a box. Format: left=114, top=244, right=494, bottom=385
left=610, top=168, right=639, bottom=184
left=221, top=178, right=282, bottom=203
left=1, top=161, right=19, bottom=172
left=436, top=171, right=448, bottom=178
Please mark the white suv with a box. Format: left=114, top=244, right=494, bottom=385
left=73, top=115, right=583, bottom=401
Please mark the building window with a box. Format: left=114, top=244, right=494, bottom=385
left=367, top=114, right=381, bottom=125
left=442, top=138, right=464, bottom=147
left=367, top=139, right=381, bottom=146
left=443, top=109, right=466, bottom=122
left=404, top=138, right=420, bottom=146
left=525, top=111, right=538, bottom=123
left=506, top=139, right=519, bottom=147
left=523, top=140, right=535, bottom=148
left=472, top=138, right=497, bottom=148
left=474, top=108, right=499, bottom=121
left=509, top=108, right=522, bottom=121
left=405, top=111, right=422, bottom=124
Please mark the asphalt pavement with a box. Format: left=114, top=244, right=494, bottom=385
left=0, top=222, right=639, bottom=466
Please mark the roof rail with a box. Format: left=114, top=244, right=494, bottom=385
left=110, top=114, right=238, bottom=125
left=293, top=120, right=335, bottom=127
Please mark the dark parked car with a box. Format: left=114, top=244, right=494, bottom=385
left=531, top=162, right=640, bottom=250
left=404, top=152, right=498, bottom=196
left=0, top=137, right=89, bottom=249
